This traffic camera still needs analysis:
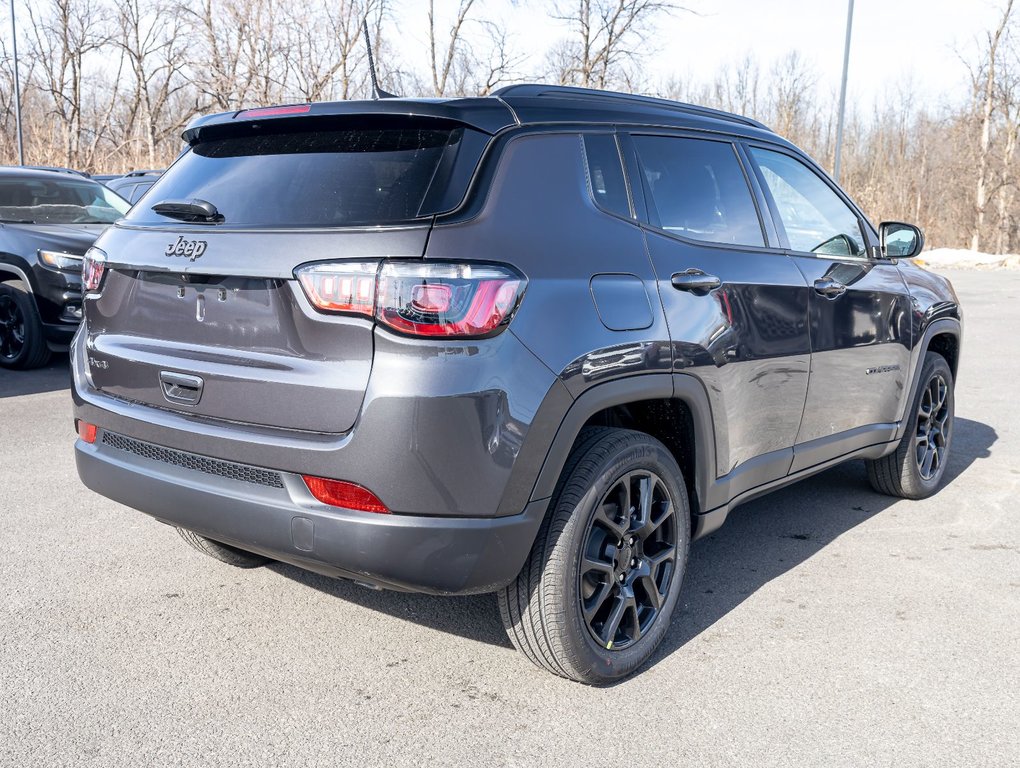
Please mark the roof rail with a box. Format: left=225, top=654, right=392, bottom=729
left=492, top=84, right=769, bottom=131
left=22, top=165, right=91, bottom=178
left=124, top=169, right=163, bottom=177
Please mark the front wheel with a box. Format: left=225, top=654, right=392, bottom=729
left=498, top=428, right=691, bottom=684
left=0, top=280, right=51, bottom=370
left=866, top=351, right=955, bottom=499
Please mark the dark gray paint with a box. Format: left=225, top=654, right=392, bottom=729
left=71, top=89, right=963, bottom=594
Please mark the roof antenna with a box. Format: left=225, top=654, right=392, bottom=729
left=362, top=18, right=396, bottom=99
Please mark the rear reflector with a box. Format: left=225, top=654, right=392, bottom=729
left=76, top=420, right=97, bottom=444
left=302, top=476, right=389, bottom=513
left=237, top=104, right=311, bottom=119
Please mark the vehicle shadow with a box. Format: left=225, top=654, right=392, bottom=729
left=269, top=417, right=996, bottom=660
left=0, top=355, right=70, bottom=399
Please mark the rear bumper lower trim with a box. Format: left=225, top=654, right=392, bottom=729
left=75, top=437, right=546, bottom=595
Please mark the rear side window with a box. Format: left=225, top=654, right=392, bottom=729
left=633, top=135, right=765, bottom=247
left=126, top=126, right=460, bottom=228
left=583, top=134, right=631, bottom=219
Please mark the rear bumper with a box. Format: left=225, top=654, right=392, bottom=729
left=75, top=435, right=546, bottom=595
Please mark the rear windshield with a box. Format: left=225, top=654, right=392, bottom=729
left=127, top=127, right=460, bottom=228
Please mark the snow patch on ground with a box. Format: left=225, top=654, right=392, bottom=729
left=914, top=248, right=1020, bottom=270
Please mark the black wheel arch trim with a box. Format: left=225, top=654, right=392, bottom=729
left=897, top=317, right=961, bottom=441
left=527, top=373, right=718, bottom=528
left=0, top=259, right=35, bottom=291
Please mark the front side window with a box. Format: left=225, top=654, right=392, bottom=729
left=750, top=148, right=866, bottom=257
left=632, top=135, right=765, bottom=247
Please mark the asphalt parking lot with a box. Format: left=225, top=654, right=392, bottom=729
left=1, top=268, right=1017, bottom=767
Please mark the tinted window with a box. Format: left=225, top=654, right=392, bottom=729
left=633, top=136, right=764, bottom=247
left=583, top=134, right=631, bottom=218
left=750, top=148, right=865, bottom=257
left=0, top=177, right=129, bottom=224
left=126, top=127, right=459, bottom=227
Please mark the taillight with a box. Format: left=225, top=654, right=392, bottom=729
left=376, top=262, right=525, bottom=338
left=82, top=247, right=106, bottom=292
left=295, top=262, right=377, bottom=316
left=295, top=260, right=526, bottom=339
left=302, top=476, right=389, bottom=513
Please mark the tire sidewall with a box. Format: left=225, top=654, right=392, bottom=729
left=553, top=437, right=691, bottom=683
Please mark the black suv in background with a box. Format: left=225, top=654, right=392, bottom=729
left=71, top=86, right=961, bottom=683
left=0, top=167, right=129, bottom=368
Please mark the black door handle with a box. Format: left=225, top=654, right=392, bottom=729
left=813, top=277, right=847, bottom=299
left=671, top=269, right=721, bottom=293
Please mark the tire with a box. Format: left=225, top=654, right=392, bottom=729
left=866, top=351, right=955, bottom=499
left=498, top=427, right=691, bottom=684
left=0, top=280, right=52, bottom=370
left=176, top=528, right=271, bottom=568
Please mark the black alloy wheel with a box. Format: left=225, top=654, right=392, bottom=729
left=0, top=293, right=26, bottom=362
left=579, top=469, right=678, bottom=651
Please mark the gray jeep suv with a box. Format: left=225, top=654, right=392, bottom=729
left=72, top=85, right=961, bottom=684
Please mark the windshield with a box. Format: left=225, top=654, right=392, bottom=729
left=127, top=126, right=459, bottom=228
left=0, top=177, right=130, bottom=224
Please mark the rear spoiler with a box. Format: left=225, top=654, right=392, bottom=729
left=182, top=97, right=518, bottom=145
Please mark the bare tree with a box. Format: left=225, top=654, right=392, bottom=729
left=549, top=0, right=677, bottom=89
left=969, top=0, right=1015, bottom=251
left=25, top=0, right=116, bottom=168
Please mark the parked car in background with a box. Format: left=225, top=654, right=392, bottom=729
left=0, top=167, right=130, bottom=369
left=105, top=170, right=163, bottom=204
left=71, top=85, right=961, bottom=683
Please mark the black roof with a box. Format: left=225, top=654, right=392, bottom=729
left=182, top=84, right=782, bottom=145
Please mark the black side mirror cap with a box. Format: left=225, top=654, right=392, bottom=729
left=879, top=221, right=924, bottom=260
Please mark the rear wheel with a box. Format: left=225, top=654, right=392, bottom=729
left=0, top=280, right=51, bottom=370
left=498, top=428, right=691, bottom=684
left=866, top=351, right=954, bottom=499
left=176, top=528, right=270, bottom=568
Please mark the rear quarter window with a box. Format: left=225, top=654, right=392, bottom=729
left=582, top=134, right=632, bottom=219
left=128, top=126, right=462, bottom=228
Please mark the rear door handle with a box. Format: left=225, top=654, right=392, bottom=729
left=671, top=269, right=721, bottom=293
left=813, top=277, right=847, bottom=299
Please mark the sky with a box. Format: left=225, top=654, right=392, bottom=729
left=414, top=0, right=1009, bottom=108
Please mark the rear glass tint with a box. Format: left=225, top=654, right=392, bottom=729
left=127, top=127, right=459, bottom=227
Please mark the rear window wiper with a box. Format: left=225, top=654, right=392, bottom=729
left=0, top=218, right=36, bottom=224
left=151, top=198, right=224, bottom=223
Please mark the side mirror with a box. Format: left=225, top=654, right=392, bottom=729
left=879, top=221, right=924, bottom=260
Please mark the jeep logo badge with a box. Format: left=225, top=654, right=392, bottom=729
left=165, top=236, right=208, bottom=262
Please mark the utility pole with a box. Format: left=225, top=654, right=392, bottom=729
left=833, top=0, right=854, bottom=182
left=9, top=0, right=24, bottom=165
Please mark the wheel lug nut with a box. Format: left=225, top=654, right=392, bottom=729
left=631, top=558, right=637, bottom=566
left=618, top=573, right=625, bottom=582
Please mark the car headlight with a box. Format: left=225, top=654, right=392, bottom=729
left=39, top=250, right=84, bottom=273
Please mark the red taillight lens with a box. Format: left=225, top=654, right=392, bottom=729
left=294, top=260, right=526, bottom=338
left=302, top=476, right=389, bottom=513
left=296, top=262, right=378, bottom=315
left=76, top=420, right=97, bottom=443
left=82, top=247, right=106, bottom=292
left=237, top=104, right=311, bottom=119
left=376, top=262, right=525, bottom=338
